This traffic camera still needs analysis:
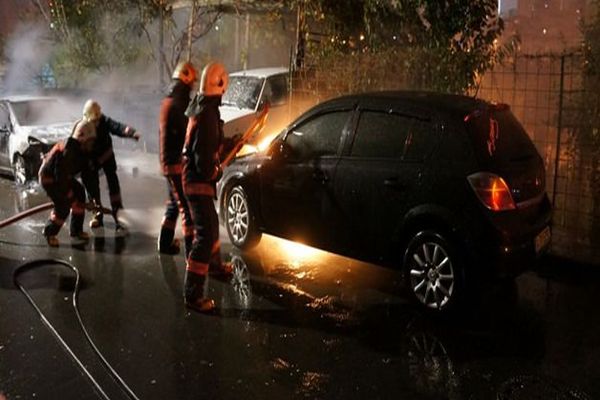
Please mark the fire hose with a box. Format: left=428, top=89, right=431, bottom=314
left=3, top=204, right=140, bottom=400
left=220, top=103, right=270, bottom=168
left=0, top=202, right=112, bottom=229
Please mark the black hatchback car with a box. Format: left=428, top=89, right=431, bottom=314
left=217, top=91, right=552, bottom=312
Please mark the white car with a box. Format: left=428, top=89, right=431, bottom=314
left=0, top=95, right=75, bottom=184
left=221, top=67, right=289, bottom=148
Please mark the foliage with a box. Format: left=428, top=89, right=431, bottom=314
left=31, top=0, right=160, bottom=86
left=577, top=0, right=600, bottom=211
left=287, top=0, right=506, bottom=94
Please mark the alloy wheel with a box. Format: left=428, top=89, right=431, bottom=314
left=227, top=189, right=249, bottom=244
left=13, top=156, right=27, bottom=185
left=408, top=241, right=455, bottom=310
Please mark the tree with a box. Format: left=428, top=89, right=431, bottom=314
left=30, top=0, right=160, bottom=86
left=286, top=0, right=507, bottom=94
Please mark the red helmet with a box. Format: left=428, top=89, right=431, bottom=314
left=199, top=62, right=228, bottom=96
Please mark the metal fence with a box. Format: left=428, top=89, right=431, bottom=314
left=290, top=52, right=600, bottom=265
left=477, top=53, right=600, bottom=265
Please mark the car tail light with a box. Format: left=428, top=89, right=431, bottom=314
left=467, top=172, right=516, bottom=211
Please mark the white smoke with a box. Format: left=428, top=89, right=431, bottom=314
left=1, top=23, right=53, bottom=94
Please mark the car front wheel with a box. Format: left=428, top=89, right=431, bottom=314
left=12, top=154, right=30, bottom=185
left=404, top=230, right=465, bottom=313
left=225, top=185, right=261, bottom=249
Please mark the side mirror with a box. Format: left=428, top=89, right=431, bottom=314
left=278, top=141, right=294, bottom=160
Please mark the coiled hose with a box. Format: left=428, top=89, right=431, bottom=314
left=4, top=203, right=140, bottom=400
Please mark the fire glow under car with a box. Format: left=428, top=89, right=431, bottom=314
left=218, top=91, right=552, bottom=313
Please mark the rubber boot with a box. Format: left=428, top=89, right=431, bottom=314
left=113, top=210, right=126, bottom=234
left=89, top=211, right=103, bottom=228
left=183, top=271, right=215, bottom=313
left=46, top=235, right=59, bottom=247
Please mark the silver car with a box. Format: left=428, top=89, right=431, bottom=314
left=0, top=96, right=74, bottom=184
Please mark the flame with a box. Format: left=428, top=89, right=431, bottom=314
left=257, top=133, right=279, bottom=151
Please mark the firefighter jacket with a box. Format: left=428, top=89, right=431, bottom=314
left=93, top=114, right=137, bottom=166
left=183, top=95, right=224, bottom=184
left=159, top=80, right=192, bottom=175
left=39, top=137, right=86, bottom=192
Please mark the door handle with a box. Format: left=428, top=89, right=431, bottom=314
left=312, top=169, right=329, bottom=183
left=384, top=177, right=405, bottom=189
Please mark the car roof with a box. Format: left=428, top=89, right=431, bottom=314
left=319, top=91, right=491, bottom=117
left=0, top=95, right=59, bottom=103
left=229, top=67, right=288, bottom=79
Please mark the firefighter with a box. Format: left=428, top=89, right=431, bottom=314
left=39, top=102, right=98, bottom=247
left=181, top=61, right=236, bottom=312
left=82, top=101, right=141, bottom=232
left=158, top=61, right=197, bottom=256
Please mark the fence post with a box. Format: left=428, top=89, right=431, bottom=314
left=552, top=54, right=566, bottom=206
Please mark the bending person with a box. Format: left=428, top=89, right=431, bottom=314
left=39, top=105, right=97, bottom=246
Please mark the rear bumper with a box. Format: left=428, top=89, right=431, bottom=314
left=491, top=225, right=551, bottom=278
left=469, top=194, right=552, bottom=279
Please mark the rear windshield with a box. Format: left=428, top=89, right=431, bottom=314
left=466, top=108, right=537, bottom=165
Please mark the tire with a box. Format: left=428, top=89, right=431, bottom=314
left=12, top=154, right=30, bottom=185
left=403, top=230, right=466, bottom=313
left=225, top=185, right=261, bottom=249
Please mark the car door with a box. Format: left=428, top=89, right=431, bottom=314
left=258, top=108, right=353, bottom=247
left=0, top=101, right=11, bottom=168
left=332, top=104, right=436, bottom=263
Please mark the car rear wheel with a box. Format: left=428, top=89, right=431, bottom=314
left=12, top=154, right=29, bottom=185
left=404, top=230, right=465, bottom=313
left=225, top=185, right=261, bottom=249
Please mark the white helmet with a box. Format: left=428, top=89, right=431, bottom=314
left=82, top=99, right=101, bottom=122
left=172, top=61, right=198, bottom=86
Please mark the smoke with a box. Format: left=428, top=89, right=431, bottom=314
left=1, top=23, right=53, bottom=95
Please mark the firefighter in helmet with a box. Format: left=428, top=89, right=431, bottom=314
left=39, top=100, right=98, bottom=246
left=158, top=61, right=197, bottom=256
left=81, top=100, right=141, bottom=232
left=181, top=61, right=236, bottom=312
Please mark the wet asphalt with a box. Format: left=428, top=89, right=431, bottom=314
left=1, top=153, right=600, bottom=400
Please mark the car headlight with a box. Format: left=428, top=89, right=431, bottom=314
left=28, top=136, right=44, bottom=145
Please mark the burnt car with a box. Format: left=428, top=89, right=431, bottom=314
left=217, top=91, right=552, bottom=312
left=221, top=67, right=289, bottom=143
left=0, top=96, right=74, bottom=184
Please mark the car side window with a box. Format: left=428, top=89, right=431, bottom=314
left=263, top=75, right=288, bottom=107
left=351, top=111, right=410, bottom=159
left=351, top=110, right=435, bottom=162
left=285, top=111, right=351, bottom=160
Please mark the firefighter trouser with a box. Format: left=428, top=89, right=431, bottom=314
left=41, top=179, right=86, bottom=237
left=182, top=188, right=221, bottom=301
left=82, top=153, right=123, bottom=215
left=159, top=174, right=194, bottom=256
